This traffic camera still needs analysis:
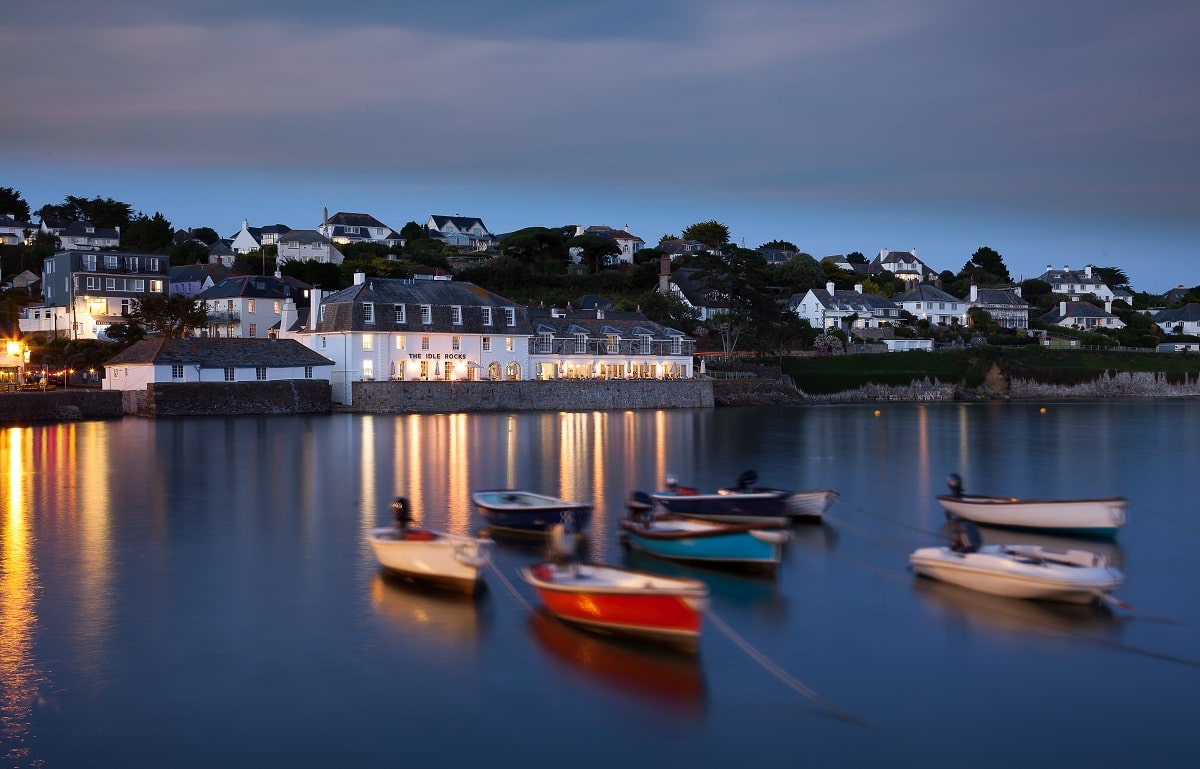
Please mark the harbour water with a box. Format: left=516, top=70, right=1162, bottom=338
left=2, top=401, right=1199, bottom=767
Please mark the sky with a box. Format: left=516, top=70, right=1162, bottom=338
left=3, top=0, right=1199, bottom=293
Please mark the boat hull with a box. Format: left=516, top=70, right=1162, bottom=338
left=619, top=518, right=787, bottom=572
left=937, top=494, right=1126, bottom=537
left=652, top=488, right=835, bottom=524
left=909, top=544, right=1125, bottom=603
left=472, top=490, right=592, bottom=533
left=368, top=528, right=490, bottom=594
left=520, top=563, right=709, bottom=651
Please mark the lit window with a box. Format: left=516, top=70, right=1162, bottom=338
left=248, top=299, right=256, bottom=313
left=505, top=337, right=514, bottom=352
left=395, top=336, right=405, bottom=350
left=362, top=334, right=373, bottom=351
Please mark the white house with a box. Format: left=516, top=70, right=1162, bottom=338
left=39, top=219, right=120, bottom=250
left=968, top=285, right=1031, bottom=329
left=103, top=338, right=334, bottom=391
left=570, top=225, right=646, bottom=266
left=1039, top=299, right=1125, bottom=329
left=425, top=215, right=492, bottom=251
left=276, top=229, right=345, bottom=266
left=871, top=249, right=937, bottom=283
left=891, top=284, right=967, bottom=326
left=1152, top=304, right=1200, bottom=336
left=789, top=282, right=902, bottom=330
left=228, top=220, right=292, bottom=254
left=320, top=211, right=403, bottom=246
left=1, top=214, right=34, bottom=245
left=1036, top=264, right=1116, bottom=302
left=197, top=274, right=311, bottom=339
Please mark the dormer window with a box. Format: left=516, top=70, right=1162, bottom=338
left=420, top=305, right=432, bottom=324
left=505, top=308, right=515, bottom=326
left=481, top=307, right=492, bottom=326
left=394, top=304, right=406, bottom=323
left=363, top=302, right=375, bottom=324
left=451, top=306, right=462, bottom=325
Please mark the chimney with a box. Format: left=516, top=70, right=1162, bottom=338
left=1104, top=300, right=1112, bottom=313
left=826, top=281, right=835, bottom=294
left=1085, top=265, right=1093, bottom=278
left=969, top=284, right=978, bottom=302
left=280, top=298, right=296, bottom=335
left=658, top=254, right=671, bottom=292
left=853, top=284, right=863, bottom=294
left=310, top=288, right=323, bottom=331
left=354, top=272, right=366, bottom=285
left=1059, top=300, right=1067, bottom=316
left=1014, top=286, right=1022, bottom=298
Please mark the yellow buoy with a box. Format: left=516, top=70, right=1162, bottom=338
left=1039, top=407, right=1047, bottom=414
left=874, top=409, right=881, bottom=416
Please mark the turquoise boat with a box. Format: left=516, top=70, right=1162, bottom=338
left=619, top=492, right=789, bottom=575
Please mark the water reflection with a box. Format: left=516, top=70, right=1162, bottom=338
left=1, top=427, right=42, bottom=766
left=911, top=577, right=1126, bottom=640
left=621, top=549, right=784, bottom=617
left=369, top=574, right=489, bottom=649
left=528, top=610, right=706, bottom=717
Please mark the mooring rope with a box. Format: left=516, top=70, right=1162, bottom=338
left=705, top=608, right=871, bottom=729
left=1138, top=506, right=1200, bottom=536
left=485, top=555, right=533, bottom=613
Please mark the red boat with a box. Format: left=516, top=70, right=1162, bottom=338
left=519, top=561, right=710, bottom=652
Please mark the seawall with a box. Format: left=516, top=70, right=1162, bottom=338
left=352, top=379, right=714, bottom=413
left=0, top=390, right=124, bottom=423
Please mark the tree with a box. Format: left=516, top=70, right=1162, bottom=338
left=658, top=233, right=679, bottom=244
left=846, top=251, right=867, bottom=264
left=121, top=212, right=174, bottom=253
left=39, top=196, right=134, bottom=229
left=170, top=239, right=211, bottom=266
left=963, top=246, right=1011, bottom=284
left=497, top=227, right=571, bottom=266
left=1093, top=266, right=1131, bottom=293
left=0, top=187, right=31, bottom=221
left=399, top=221, right=426, bottom=242
left=681, top=220, right=730, bottom=250
left=759, top=239, right=798, bottom=252
left=771, top=253, right=824, bottom=293
left=128, top=295, right=209, bottom=338
left=190, top=227, right=220, bottom=245
left=567, top=233, right=620, bottom=274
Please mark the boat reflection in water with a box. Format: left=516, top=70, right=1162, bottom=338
left=528, top=610, right=706, bottom=717
left=369, top=574, right=490, bottom=649
left=911, top=576, right=1126, bottom=641
left=621, top=549, right=787, bottom=626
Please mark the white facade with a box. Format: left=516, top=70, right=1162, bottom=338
left=103, top=361, right=330, bottom=391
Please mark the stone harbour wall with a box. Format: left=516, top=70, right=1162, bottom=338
left=0, top=390, right=124, bottom=423
left=352, top=379, right=714, bottom=413
left=133, top=380, right=333, bottom=417
left=1005, top=371, right=1200, bottom=399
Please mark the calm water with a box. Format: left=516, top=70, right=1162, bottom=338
left=3, top=402, right=1199, bottom=768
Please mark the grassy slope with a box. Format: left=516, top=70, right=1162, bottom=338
left=780, top=348, right=1200, bottom=395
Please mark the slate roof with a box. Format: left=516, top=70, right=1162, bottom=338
left=169, top=263, right=231, bottom=284
left=804, top=288, right=899, bottom=313
left=891, top=284, right=961, bottom=303
left=280, top=229, right=333, bottom=245
left=669, top=268, right=734, bottom=309
left=1153, top=303, right=1200, bottom=323
left=198, top=275, right=310, bottom=301
left=313, top=278, right=530, bottom=334
left=429, top=215, right=488, bottom=233
left=527, top=308, right=688, bottom=340
left=327, top=212, right=387, bottom=229
left=1039, top=301, right=1117, bottom=322
left=973, top=287, right=1029, bottom=307
left=573, top=295, right=615, bottom=311
left=105, top=338, right=334, bottom=368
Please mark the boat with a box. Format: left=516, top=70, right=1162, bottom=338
left=650, top=470, right=837, bottom=524
left=470, top=489, right=592, bottom=534
left=619, top=491, right=790, bottom=574
left=909, top=521, right=1125, bottom=604
left=936, top=473, right=1126, bottom=537
left=520, top=525, right=710, bottom=651
left=367, top=497, right=492, bottom=595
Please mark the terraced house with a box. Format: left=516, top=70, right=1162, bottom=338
left=278, top=273, right=695, bottom=405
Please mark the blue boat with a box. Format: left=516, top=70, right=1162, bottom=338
left=471, top=489, right=592, bottom=534
left=619, top=492, right=790, bottom=574
left=650, top=470, right=837, bottom=525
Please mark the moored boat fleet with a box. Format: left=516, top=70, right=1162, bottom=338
left=367, top=469, right=1133, bottom=653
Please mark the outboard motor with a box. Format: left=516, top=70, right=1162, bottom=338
left=946, top=473, right=964, bottom=498
left=736, top=470, right=758, bottom=492
left=948, top=519, right=981, bottom=553
left=390, top=496, right=413, bottom=531
left=547, top=523, right=579, bottom=573
left=626, top=491, right=655, bottom=523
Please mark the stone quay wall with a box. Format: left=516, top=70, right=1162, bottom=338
left=1004, top=371, right=1200, bottom=399
left=125, top=380, right=333, bottom=417
left=352, top=379, right=714, bottom=413
left=0, top=390, right=124, bottom=423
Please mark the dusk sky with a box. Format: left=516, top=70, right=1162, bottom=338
left=4, top=0, right=1198, bottom=292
